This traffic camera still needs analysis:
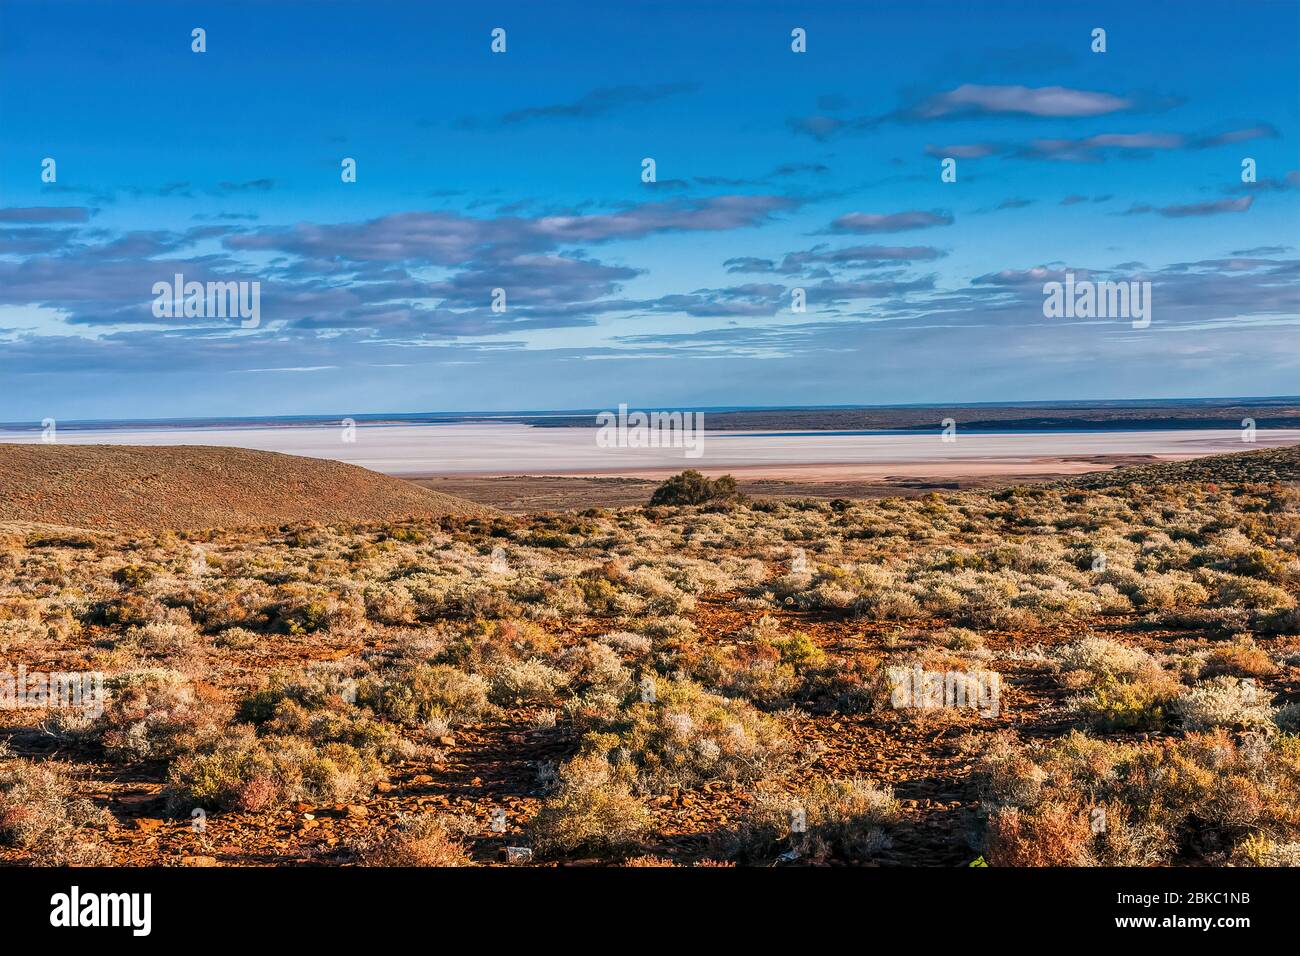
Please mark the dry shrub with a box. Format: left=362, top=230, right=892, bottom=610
left=1200, top=636, right=1277, bottom=679
left=985, top=805, right=1095, bottom=867
left=798, top=654, right=893, bottom=714
left=529, top=752, right=651, bottom=855
left=212, top=626, right=261, bottom=650
left=1051, top=637, right=1162, bottom=684
left=1052, top=638, right=1180, bottom=731
left=0, top=751, right=111, bottom=865
left=363, top=582, right=417, bottom=625
left=1259, top=606, right=1300, bottom=636
left=716, top=778, right=899, bottom=863
left=1132, top=573, right=1209, bottom=612
left=1274, top=702, right=1300, bottom=734
left=353, top=813, right=475, bottom=866
left=486, top=657, right=571, bottom=706
left=713, top=640, right=801, bottom=707
left=939, top=627, right=984, bottom=651
left=168, top=724, right=386, bottom=811
left=701, top=618, right=821, bottom=708
left=1174, top=676, right=1276, bottom=732
left=621, top=854, right=676, bottom=867
left=575, top=677, right=793, bottom=794
left=980, top=729, right=1300, bottom=865
left=121, top=620, right=206, bottom=659
left=598, top=631, right=653, bottom=660
left=0, top=618, right=50, bottom=651
left=1233, top=833, right=1300, bottom=866
left=1069, top=674, right=1181, bottom=732
left=170, top=670, right=421, bottom=813
left=358, top=663, right=491, bottom=728
left=188, top=581, right=269, bottom=632
left=62, top=669, right=229, bottom=761
left=249, top=694, right=413, bottom=761
left=563, top=640, right=634, bottom=696
left=266, top=583, right=365, bottom=635
left=1213, top=575, right=1294, bottom=612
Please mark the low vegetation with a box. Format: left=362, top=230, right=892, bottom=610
left=0, top=449, right=1297, bottom=866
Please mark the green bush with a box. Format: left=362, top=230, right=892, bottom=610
left=649, top=470, right=744, bottom=507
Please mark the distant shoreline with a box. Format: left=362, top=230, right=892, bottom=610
left=3, top=396, right=1299, bottom=434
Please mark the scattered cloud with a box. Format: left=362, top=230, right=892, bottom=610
left=725, top=244, right=944, bottom=277
left=924, top=143, right=1002, bottom=159
left=216, top=179, right=275, bottom=194
left=1021, top=132, right=1184, bottom=162
left=0, top=206, right=94, bottom=223
left=1190, top=124, right=1279, bottom=148
left=828, top=210, right=953, bottom=234
left=908, top=84, right=1133, bottom=119
left=1126, top=196, right=1254, bottom=218
left=468, top=83, right=698, bottom=127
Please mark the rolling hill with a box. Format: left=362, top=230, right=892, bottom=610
left=0, top=444, right=495, bottom=531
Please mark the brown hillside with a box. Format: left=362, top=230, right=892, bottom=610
left=0, top=444, right=495, bottom=531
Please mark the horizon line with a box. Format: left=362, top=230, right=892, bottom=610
left=2, top=394, right=1298, bottom=430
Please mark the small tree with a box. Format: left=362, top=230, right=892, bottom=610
left=649, top=470, right=743, bottom=506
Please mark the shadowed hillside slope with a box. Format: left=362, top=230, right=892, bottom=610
left=0, top=444, right=495, bottom=531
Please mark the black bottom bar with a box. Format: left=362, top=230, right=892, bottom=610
left=0, top=866, right=1277, bottom=942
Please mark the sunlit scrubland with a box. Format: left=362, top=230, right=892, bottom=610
left=1, top=457, right=1299, bottom=866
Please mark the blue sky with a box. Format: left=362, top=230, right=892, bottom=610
left=1, top=0, right=1297, bottom=420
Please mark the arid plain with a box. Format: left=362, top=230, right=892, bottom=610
left=1, top=440, right=1298, bottom=867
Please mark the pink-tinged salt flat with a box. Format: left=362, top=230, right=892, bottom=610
left=2, top=425, right=1296, bottom=480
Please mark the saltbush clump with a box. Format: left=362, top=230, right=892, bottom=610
left=716, top=778, right=900, bottom=863
left=0, top=749, right=111, bottom=865
left=981, top=729, right=1300, bottom=866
